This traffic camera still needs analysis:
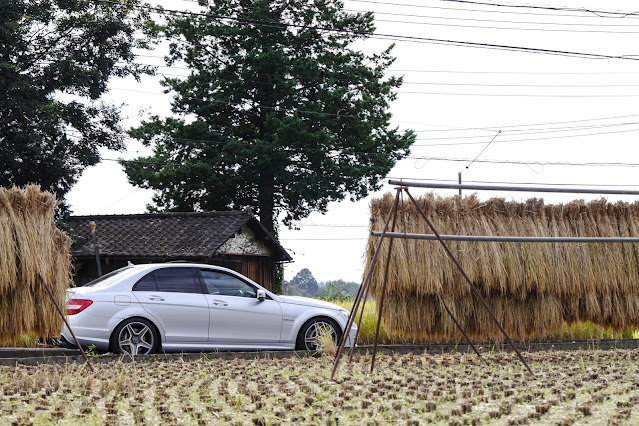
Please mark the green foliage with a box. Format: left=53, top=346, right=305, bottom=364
left=536, top=321, right=637, bottom=341
left=85, top=344, right=98, bottom=358
left=273, top=263, right=284, bottom=295
left=284, top=268, right=318, bottom=297
left=123, top=0, right=415, bottom=234
left=318, top=279, right=360, bottom=301
left=0, top=0, right=156, bottom=207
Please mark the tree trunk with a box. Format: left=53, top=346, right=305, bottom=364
left=258, top=170, right=275, bottom=236
left=258, top=170, right=282, bottom=294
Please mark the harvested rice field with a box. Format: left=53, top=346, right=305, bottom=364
left=1, top=350, right=638, bottom=425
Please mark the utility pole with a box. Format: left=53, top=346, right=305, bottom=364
left=458, top=172, right=462, bottom=196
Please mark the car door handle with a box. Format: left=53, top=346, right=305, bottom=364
left=212, top=299, right=228, bottom=306
left=148, top=296, right=165, bottom=301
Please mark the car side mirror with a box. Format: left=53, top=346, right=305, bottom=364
left=257, top=289, right=266, bottom=302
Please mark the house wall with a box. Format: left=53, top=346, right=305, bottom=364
left=241, top=257, right=274, bottom=291
left=216, top=226, right=271, bottom=256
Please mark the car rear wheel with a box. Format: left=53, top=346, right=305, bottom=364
left=295, top=318, right=342, bottom=351
left=111, top=318, right=158, bottom=355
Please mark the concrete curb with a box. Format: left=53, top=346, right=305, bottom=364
left=0, top=339, right=637, bottom=367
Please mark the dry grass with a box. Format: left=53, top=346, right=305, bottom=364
left=0, top=186, right=72, bottom=343
left=365, top=193, right=639, bottom=341
left=315, top=325, right=337, bottom=357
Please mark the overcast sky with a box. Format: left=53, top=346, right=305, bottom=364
left=66, top=0, right=639, bottom=283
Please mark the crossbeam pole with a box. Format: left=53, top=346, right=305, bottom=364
left=372, top=232, right=639, bottom=243
left=388, top=180, right=639, bottom=196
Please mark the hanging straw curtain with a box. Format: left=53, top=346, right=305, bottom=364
left=0, top=186, right=72, bottom=343
left=366, top=193, right=639, bottom=341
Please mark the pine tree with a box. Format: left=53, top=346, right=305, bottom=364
left=123, top=0, right=415, bottom=234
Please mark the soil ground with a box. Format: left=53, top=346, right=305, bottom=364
left=0, top=349, right=637, bottom=424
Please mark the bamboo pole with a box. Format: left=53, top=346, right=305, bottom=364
left=388, top=180, right=639, bottom=196
left=370, top=188, right=401, bottom=373
left=330, top=191, right=400, bottom=381
left=372, top=232, right=639, bottom=243
left=38, top=273, right=95, bottom=373
left=404, top=188, right=534, bottom=376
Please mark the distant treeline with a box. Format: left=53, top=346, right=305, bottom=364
left=283, top=268, right=359, bottom=300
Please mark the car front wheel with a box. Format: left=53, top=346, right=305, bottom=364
left=295, top=317, right=342, bottom=351
left=111, top=318, right=159, bottom=355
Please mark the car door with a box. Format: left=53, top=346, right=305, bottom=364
left=199, top=268, right=283, bottom=345
left=133, top=267, right=210, bottom=343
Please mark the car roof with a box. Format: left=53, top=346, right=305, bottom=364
left=131, top=263, right=235, bottom=272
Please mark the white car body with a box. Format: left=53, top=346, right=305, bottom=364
left=61, top=263, right=356, bottom=353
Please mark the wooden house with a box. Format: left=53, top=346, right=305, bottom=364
left=67, top=211, right=291, bottom=290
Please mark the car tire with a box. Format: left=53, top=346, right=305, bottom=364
left=295, top=317, right=342, bottom=351
left=110, top=318, right=159, bottom=355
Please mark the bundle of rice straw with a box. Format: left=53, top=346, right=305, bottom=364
left=0, top=185, right=72, bottom=344
left=365, top=192, right=639, bottom=341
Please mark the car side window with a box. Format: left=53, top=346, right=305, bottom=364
left=132, top=272, right=158, bottom=291
left=144, top=268, right=201, bottom=294
left=200, top=270, right=257, bottom=298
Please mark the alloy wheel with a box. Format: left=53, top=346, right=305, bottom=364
left=117, top=321, right=155, bottom=355
left=304, top=321, right=337, bottom=351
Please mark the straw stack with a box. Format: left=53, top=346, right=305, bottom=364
left=0, top=185, right=72, bottom=343
left=366, top=192, right=639, bottom=341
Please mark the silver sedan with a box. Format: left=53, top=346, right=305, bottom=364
left=61, top=263, right=356, bottom=355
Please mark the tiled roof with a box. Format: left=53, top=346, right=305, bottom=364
left=67, top=211, right=291, bottom=261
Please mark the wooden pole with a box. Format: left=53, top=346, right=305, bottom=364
left=370, top=188, right=401, bottom=373
left=330, top=191, right=400, bottom=381
left=38, top=273, right=95, bottom=373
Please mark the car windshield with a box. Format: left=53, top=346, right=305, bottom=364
left=84, top=266, right=135, bottom=288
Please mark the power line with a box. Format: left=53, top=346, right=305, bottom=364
left=405, top=113, right=639, bottom=134
left=158, top=68, right=639, bottom=89
left=436, top=0, right=639, bottom=19
left=350, top=0, right=639, bottom=19
left=401, top=81, right=639, bottom=88
left=367, top=14, right=639, bottom=34
left=390, top=69, right=639, bottom=75
left=350, top=6, right=639, bottom=27
left=413, top=123, right=639, bottom=144
left=408, top=156, right=639, bottom=167
left=94, top=0, right=639, bottom=61
left=105, top=83, right=639, bottom=143
left=412, top=119, right=639, bottom=135
left=173, top=0, right=639, bottom=21
left=101, top=151, right=639, bottom=169
left=398, top=91, right=639, bottom=98
left=108, top=86, right=639, bottom=142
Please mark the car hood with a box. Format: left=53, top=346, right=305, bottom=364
left=278, top=295, right=344, bottom=311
